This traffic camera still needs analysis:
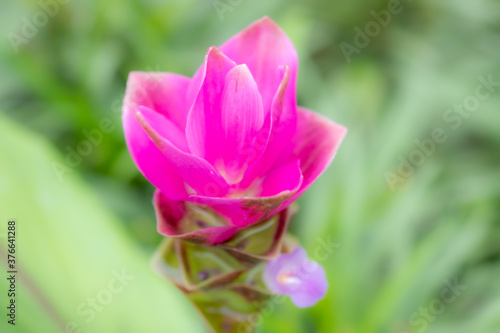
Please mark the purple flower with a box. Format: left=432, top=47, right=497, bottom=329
left=263, top=246, right=328, bottom=308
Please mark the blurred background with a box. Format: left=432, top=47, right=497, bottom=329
left=1, top=0, right=499, bottom=332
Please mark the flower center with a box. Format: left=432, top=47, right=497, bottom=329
left=277, top=272, right=301, bottom=289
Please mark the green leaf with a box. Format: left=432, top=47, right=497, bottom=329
left=0, top=114, right=204, bottom=333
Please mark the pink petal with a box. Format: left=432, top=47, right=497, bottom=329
left=185, top=47, right=236, bottom=163
left=124, top=71, right=191, bottom=129
left=136, top=108, right=230, bottom=197
left=219, top=64, right=264, bottom=184
left=258, top=159, right=303, bottom=197
left=136, top=106, right=188, bottom=152
left=123, top=90, right=188, bottom=200
left=189, top=163, right=302, bottom=227
left=220, top=17, right=298, bottom=118
left=186, top=64, right=205, bottom=112
left=239, top=66, right=294, bottom=188
left=288, top=107, right=347, bottom=202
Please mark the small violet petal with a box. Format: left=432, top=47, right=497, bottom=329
left=263, top=246, right=328, bottom=308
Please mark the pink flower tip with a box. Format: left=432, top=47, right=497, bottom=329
left=263, top=246, right=328, bottom=308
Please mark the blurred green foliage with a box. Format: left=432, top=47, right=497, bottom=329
left=0, top=0, right=499, bottom=332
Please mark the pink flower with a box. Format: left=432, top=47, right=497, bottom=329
left=263, top=246, right=328, bottom=308
left=123, top=17, right=346, bottom=241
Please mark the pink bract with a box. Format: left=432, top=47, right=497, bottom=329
left=123, top=17, right=346, bottom=233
